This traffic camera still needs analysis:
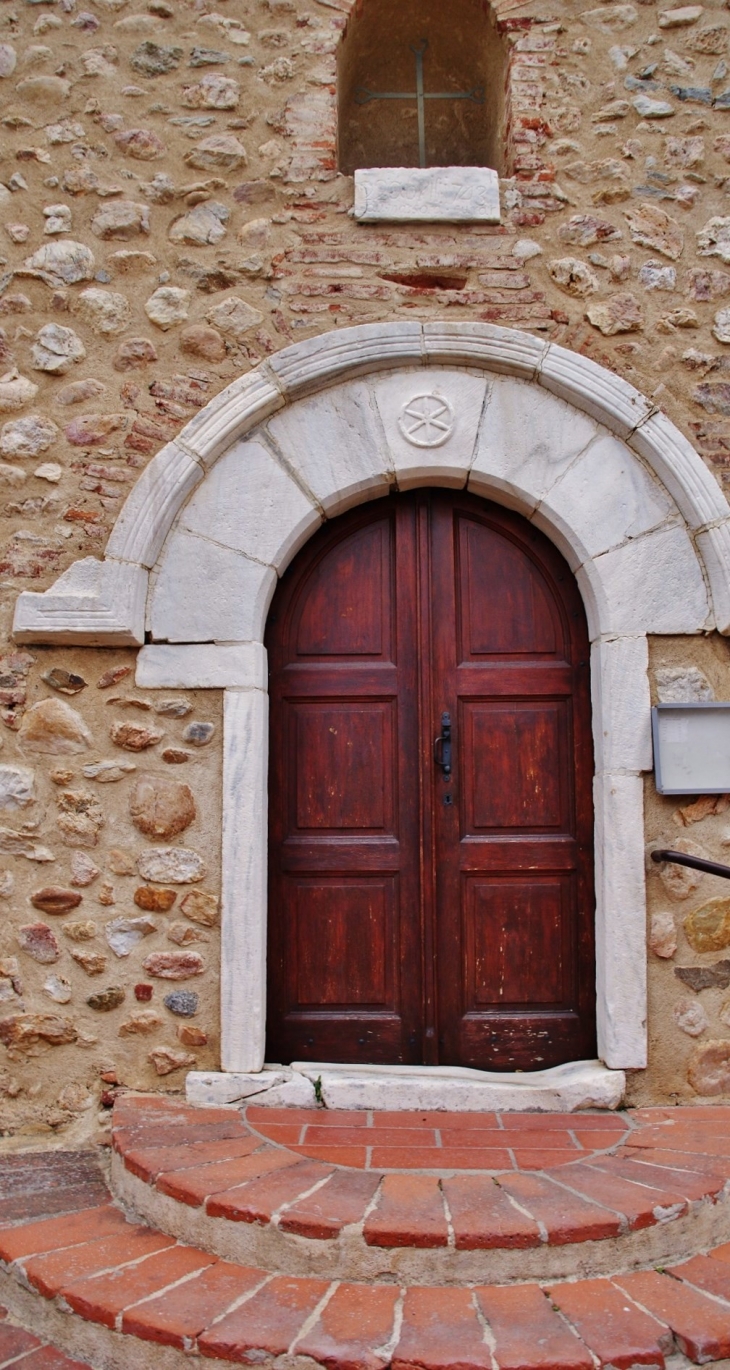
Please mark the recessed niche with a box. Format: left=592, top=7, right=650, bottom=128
left=337, top=0, right=507, bottom=176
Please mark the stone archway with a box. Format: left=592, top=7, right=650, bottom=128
left=12, top=322, right=730, bottom=1094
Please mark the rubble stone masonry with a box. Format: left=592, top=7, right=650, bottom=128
left=4, top=0, right=730, bottom=1132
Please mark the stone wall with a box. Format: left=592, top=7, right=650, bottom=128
left=4, top=0, right=730, bottom=1129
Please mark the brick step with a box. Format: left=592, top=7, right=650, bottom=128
left=6, top=1185, right=730, bottom=1370
left=0, top=1304, right=95, bottom=1370
left=110, top=1096, right=730, bottom=1284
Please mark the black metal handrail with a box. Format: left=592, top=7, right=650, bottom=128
left=651, top=849, right=730, bottom=882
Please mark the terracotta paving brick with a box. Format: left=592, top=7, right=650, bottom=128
left=616, top=1146, right=729, bottom=1182
left=476, top=1285, right=594, bottom=1370
left=62, top=1244, right=217, bottom=1329
left=369, top=1147, right=514, bottom=1170
left=438, top=1128, right=508, bottom=1147
left=157, top=1148, right=299, bottom=1206
left=626, top=1129, right=730, bottom=1155
left=374, top=1110, right=499, bottom=1129
left=708, top=1240, right=730, bottom=1263
left=113, top=1117, right=252, bottom=1149
left=363, top=1174, right=448, bottom=1248
left=668, top=1253, right=730, bottom=1302
left=122, top=1260, right=264, bottom=1347
left=0, top=1188, right=111, bottom=1226
left=24, top=1227, right=176, bottom=1299
left=590, top=1153, right=725, bottom=1201
left=613, top=1271, right=730, bottom=1362
left=198, top=1275, right=330, bottom=1361
left=307, top=1126, right=436, bottom=1149
left=0, top=1325, right=42, bottom=1363
left=247, top=1107, right=364, bottom=1127
left=547, top=1278, right=670, bottom=1369
left=13, top=1350, right=94, bottom=1370
left=247, top=1123, right=303, bottom=1146
left=543, top=1162, right=686, bottom=1230
left=441, top=1174, right=542, bottom=1250
left=207, top=1159, right=335, bottom=1223
left=571, top=1129, right=628, bottom=1150
left=123, top=1135, right=262, bottom=1183
left=279, top=1169, right=383, bottom=1239
left=0, top=1206, right=126, bottom=1265
left=296, top=1282, right=400, bottom=1370
left=495, top=1171, right=622, bottom=1243
left=290, top=1146, right=369, bottom=1168
left=511, top=1150, right=581, bottom=1170
left=498, top=1129, right=578, bottom=1147
left=392, top=1287, right=492, bottom=1370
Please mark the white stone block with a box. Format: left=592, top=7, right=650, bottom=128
left=105, top=442, right=204, bottom=570
left=578, top=523, right=709, bottom=640
left=423, top=322, right=547, bottom=378
left=354, top=166, right=500, bottom=223
left=468, top=374, right=598, bottom=515
left=186, top=1069, right=308, bottom=1107
left=178, top=439, right=321, bottom=573
left=13, top=557, right=147, bottom=646
left=540, top=344, right=653, bottom=439
left=533, top=434, right=676, bottom=568
left=180, top=368, right=285, bottom=468
left=291, top=1061, right=625, bottom=1112
left=221, top=688, right=268, bottom=1073
left=136, top=642, right=267, bottom=691
left=371, top=369, right=489, bottom=490
left=593, top=772, right=647, bottom=1069
left=591, top=636, right=653, bottom=775
left=267, top=380, right=393, bottom=516
left=695, top=522, right=730, bottom=635
left=149, top=530, right=276, bottom=643
left=629, top=407, right=730, bottom=529
left=268, top=321, right=424, bottom=398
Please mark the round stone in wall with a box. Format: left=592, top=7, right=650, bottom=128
left=18, top=700, right=92, bottom=756
left=688, top=1040, right=730, bottom=1095
left=164, top=990, right=199, bottom=1017
left=137, top=848, right=207, bottom=884
left=129, top=776, right=196, bottom=839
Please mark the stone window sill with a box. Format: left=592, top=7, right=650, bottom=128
left=353, top=165, right=500, bottom=223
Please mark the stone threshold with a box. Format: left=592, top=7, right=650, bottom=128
left=186, top=1059, right=625, bottom=1112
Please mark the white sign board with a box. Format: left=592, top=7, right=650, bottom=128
left=353, top=167, right=501, bottom=223
left=652, top=704, right=730, bottom=795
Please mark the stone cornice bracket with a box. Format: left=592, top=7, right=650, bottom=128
left=12, top=557, right=147, bottom=647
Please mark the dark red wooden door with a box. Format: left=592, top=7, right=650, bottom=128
left=266, top=491, right=595, bottom=1070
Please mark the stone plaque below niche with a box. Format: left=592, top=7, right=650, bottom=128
left=353, top=166, right=500, bottom=223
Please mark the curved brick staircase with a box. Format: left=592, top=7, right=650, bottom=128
left=5, top=1097, right=730, bottom=1369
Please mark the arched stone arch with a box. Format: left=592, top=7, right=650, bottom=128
left=13, top=322, right=730, bottom=1087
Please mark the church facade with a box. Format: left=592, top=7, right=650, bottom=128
left=1, top=0, right=730, bottom=1136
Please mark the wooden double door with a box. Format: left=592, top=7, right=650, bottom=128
left=266, top=491, right=596, bottom=1071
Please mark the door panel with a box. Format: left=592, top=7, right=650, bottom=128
left=463, top=701, right=568, bottom=831
left=292, top=878, right=394, bottom=1006
left=292, top=703, right=395, bottom=833
left=266, top=490, right=596, bottom=1071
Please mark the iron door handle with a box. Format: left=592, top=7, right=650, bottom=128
left=434, top=711, right=452, bottom=777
